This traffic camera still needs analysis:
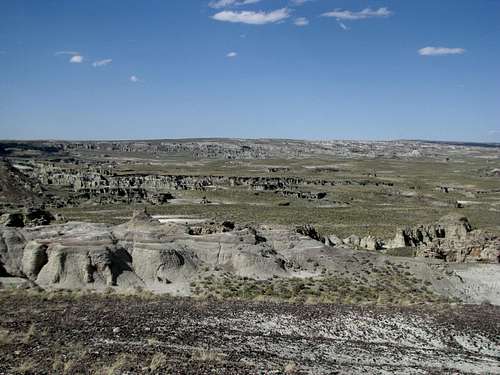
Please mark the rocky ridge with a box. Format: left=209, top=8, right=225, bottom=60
left=6, top=160, right=397, bottom=207
left=1, top=209, right=499, bottom=304
left=3, top=139, right=498, bottom=160
left=319, top=214, right=500, bottom=264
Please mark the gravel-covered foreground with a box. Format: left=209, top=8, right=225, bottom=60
left=0, top=292, right=499, bottom=374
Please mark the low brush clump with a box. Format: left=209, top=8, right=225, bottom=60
left=191, top=268, right=452, bottom=305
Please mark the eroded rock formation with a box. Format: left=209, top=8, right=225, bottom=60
left=11, top=160, right=393, bottom=207
left=0, top=210, right=317, bottom=291
left=0, top=208, right=57, bottom=228
left=387, top=214, right=500, bottom=263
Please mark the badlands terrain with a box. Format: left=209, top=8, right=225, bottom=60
left=0, top=138, right=499, bottom=374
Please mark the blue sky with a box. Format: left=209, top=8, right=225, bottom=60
left=1, top=0, right=499, bottom=141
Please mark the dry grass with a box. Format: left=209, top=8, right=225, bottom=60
left=149, top=353, right=168, bottom=372
left=191, top=272, right=448, bottom=306
left=50, top=342, right=87, bottom=374
left=0, top=328, right=14, bottom=346
left=51, top=355, right=76, bottom=374
left=191, top=348, right=227, bottom=362
left=101, top=353, right=135, bottom=375
left=147, top=337, right=162, bottom=346
left=14, top=359, right=37, bottom=374
left=0, top=323, right=38, bottom=346
left=284, top=361, right=299, bottom=374
left=21, top=323, right=36, bottom=344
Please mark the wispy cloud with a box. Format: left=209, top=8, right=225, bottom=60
left=488, top=129, right=500, bottom=135
left=209, top=0, right=262, bottom=9
left=290, top=0, right=313, bottom=5
left=54, top=51, right=80, bottom=56
left=55, top=51, right=84, bottom=63
left=69, top=55, right=83, bottom=63
left=226, top=51, right=238, bottom=58
left=130, top=75, right=142, bottom=83
left=92, top=59, right=112, bottom=67
left=338, top=22, right=349, bottom=30
left=322, top=7, right=392, bottom=20
left=212, top=8, right=290, bottom=25
left=294, top=17, right=309, bottom=26
left=418, top=47, right=466, bottom=56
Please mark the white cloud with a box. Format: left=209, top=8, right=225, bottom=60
left=338, top=22, right=349, bottom=30
left=212, top=8, right=290, bottom=25
left=488, top=130, right=500, bottom=134
left=55, top=51, right=80, bottom=56
left=418, top=47, right=466, bottom=56
left=130, top=75, right=141, bottom=83
left=55, top=51, right=84, bottom=63
left=226, top=51, right=238, bottom=58
left=294, top=17, right=309, bottom=26
left=69, top=55, right=83, bottom=63
left=290, top=0, right=312, bottom=5
left=209, top=0, right=262, bottom=9
left=92, top=59, right=112, bottom=67
left=210, top=0, right=234, bottom=7
left=322, top=7, right=392, bottom=20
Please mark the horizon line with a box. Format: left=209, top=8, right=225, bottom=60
left=0, top=137, right=499, bottom=146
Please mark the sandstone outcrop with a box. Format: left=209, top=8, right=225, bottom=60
left=359, top=235, right=383, bottom=250
left=325, top=234, right=345, bottom=247
left=4, top=139, right=489, bottom=160
left=0, top=208, right=57, bottom=227
left=13, top=159, right=394, bottom=208
left=343, top=235, right=361, bottom=247
left=0, top=211, right=498, bottom=304
left=387, top=214, right=500, bottom=263
left=0, top=211, right=320, bottom=291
